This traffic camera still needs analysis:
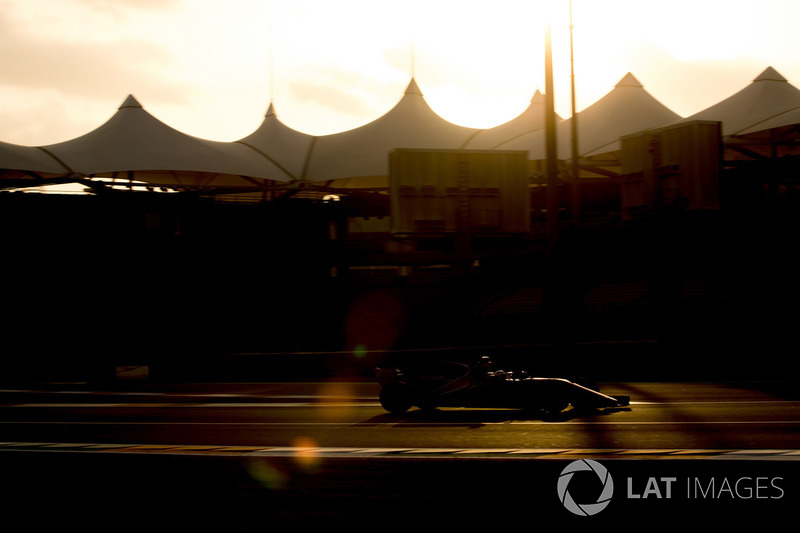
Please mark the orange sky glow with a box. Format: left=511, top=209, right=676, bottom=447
left=1, top=0, right=797, bottom=145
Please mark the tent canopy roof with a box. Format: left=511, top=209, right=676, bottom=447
left=461, top=90, right=556, bottom=150
left=41, top=95, right=293, bottom=188
left=678, top=67, right=800, bottom=137
left=237, top=101, right=315, bottom=181
left=0, top=141, right=69, bottom=176
left=12, top=66, right=800, bottom=188
left=494, top=73, right=679, bottom=159
left=300, top=78, right=480, bottom=181
left=615, top=72, right=643, bottom=88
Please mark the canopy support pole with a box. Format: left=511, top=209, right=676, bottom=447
left=569, top=0, right=581, bottom=227
left=544, top=24, right=559, bottom=252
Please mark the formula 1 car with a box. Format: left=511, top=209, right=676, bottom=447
left=375, top=355, right=630, bottom=415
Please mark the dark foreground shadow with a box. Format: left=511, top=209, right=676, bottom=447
left=362, top=405, right=632, bottom=425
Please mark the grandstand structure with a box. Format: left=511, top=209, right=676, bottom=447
left=1, top=68, right=798, bottom=378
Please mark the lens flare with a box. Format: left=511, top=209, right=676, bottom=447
left=292, top=436, right=321, bottom=471
left=246, top=459, right=287, bottom=490
left=353, top=344, right=367, bottom=359
left=316, top=381, right=357, bottom=420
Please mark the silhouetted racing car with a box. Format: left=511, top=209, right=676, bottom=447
left=375, top=355, right=630, bottom=415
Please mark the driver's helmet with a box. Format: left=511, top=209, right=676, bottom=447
left=476, top=355, right=493, bottom=369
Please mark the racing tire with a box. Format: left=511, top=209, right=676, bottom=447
left=538, top=399, right=571, bottom=415
left=379, top=382, right=413, bottom=415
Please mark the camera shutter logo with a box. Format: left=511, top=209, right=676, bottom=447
left=557, top=459, right=614, bottom=516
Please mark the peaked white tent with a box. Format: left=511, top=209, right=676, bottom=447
left=678, top=67, right=800, bottom=138
left=494, top=73, right=680, bottom=167
left=676, top=67, right=800, bottom=161
left=0, top=140, right=70, bottom=180
left=729, top=104, right=800, bottom=160
left=299, top=78, right=480, bottom=185
left=40, top=95, right=293, bottom=190
left=460, top=90, right=555, bottom=150
left=237, top=102, right=315, bottom=182
left=737, top=105, right=800, bottom=137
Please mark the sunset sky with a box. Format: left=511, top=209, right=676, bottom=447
left=1, top=0, right=798, bottom=146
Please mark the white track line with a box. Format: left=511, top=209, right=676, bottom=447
left=1, top=420, right=799, bottom=427
left=1, top=442, right=799, bottom=459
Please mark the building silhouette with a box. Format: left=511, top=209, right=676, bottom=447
left=1, top=68, right=798, bottom=382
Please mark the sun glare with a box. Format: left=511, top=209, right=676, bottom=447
left=640, top=0, right=760, bottom=62
left=268, top=0, right=569, bottom=130
left=0, top=0, right=792, bottom=144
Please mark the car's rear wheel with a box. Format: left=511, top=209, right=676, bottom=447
left=539, top=398, right=571, bottom=415
left=379, top=382, right=413, bottom=415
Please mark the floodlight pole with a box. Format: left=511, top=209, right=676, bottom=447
left=569, top=0, right=581, bottom=226
left=544, top=23, right=559, bottom=253
left=544, top=23, right=567, bottom=349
